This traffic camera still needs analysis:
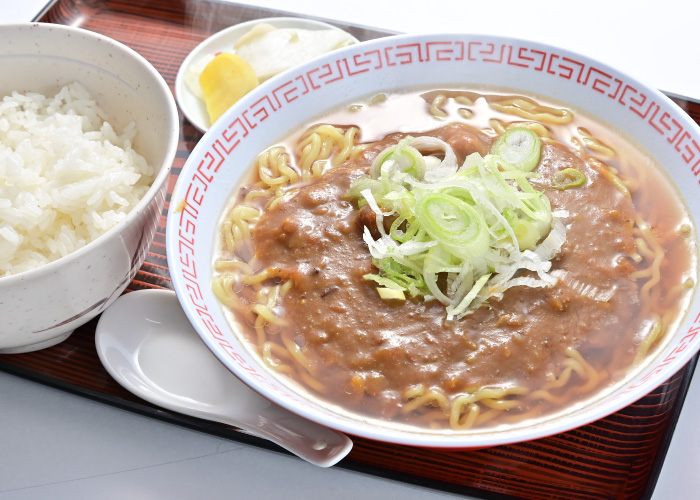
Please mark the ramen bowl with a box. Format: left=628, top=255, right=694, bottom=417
left=167, top=32, right=699, bottom=448
left=0, top=23, right=178, bottom=353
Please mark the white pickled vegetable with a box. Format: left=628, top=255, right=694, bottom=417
left=234, top=25, right=356, bottom=81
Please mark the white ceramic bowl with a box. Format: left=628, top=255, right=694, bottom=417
left=0, top=23, right=178, bottom=353
left=175, top=17, right=358, bottom=132
left=167, top=32, right=700, bottom=448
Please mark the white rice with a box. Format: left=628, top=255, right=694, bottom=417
left=0, top=82, right=155, bottom=277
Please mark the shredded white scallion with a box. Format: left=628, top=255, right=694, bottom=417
left=351, top=131, right=567, bottom=320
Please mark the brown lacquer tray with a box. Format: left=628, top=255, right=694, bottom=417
left=2, top=1, right=698, bottom=498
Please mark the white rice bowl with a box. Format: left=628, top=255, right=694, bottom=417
left=0, top=23, right=178, bottom=353
left=0, top=82, right=154, bottom=276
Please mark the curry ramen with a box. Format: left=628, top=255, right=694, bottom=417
left=212, top=88, right=696, bottom=431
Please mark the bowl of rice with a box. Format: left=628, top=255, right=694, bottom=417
left=0, top=23, right=178, bottom=353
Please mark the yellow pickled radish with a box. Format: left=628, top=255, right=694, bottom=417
left=199, top=53, right=259, bottom=124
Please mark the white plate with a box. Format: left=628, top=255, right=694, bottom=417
left=175, top=17, right=359, bottom=133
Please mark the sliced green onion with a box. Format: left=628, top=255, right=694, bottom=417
left=446, top=272, right=491, bottom=318
left=511, top=218, right=540, bottom=250
left=410, top=136, right=458, bottom=182
left=378, top=259, right=418, bottom=286
left=373, top=258, right=427, bottom=297
left=344, top=176, right=384, bottom=205
left=369, top=137, right=426, bottom=180
left=491, top=128, right=542, bottom=172
left=423, top=244, right=457, bottom=275
left=348, top=135, right=565, bottom=320
left=552, top=168, right=586, bottom=190
left=415, top=193, right=489, bottom=260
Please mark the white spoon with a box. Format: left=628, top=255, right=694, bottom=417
left=95, top=289, right=352, bottom=467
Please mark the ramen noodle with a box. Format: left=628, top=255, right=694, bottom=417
left=212, top=88, right=697, bottom=431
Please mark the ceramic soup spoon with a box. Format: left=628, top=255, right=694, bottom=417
left=95, top=289, right=352, bottom=467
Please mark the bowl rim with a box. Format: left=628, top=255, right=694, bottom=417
left=0, top=22, right=179, bottom=284
left=167, top=30, right=700, bottom=448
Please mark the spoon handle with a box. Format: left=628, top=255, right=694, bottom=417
left=221, top=405, right=352, bottom=467
left=96, top=289, right=353, bottom=467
